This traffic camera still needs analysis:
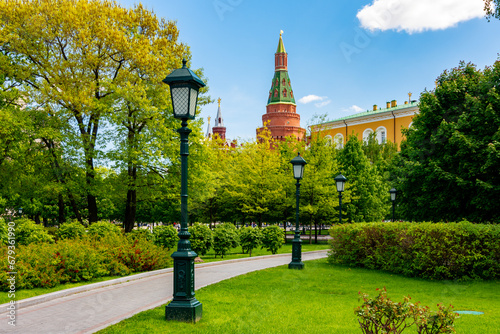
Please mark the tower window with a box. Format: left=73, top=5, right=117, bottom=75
left=274, top=89, right=278, bottom=97
left=282, top=89, right=287, bottom=97
left=282, top=78, right=286, bottom=86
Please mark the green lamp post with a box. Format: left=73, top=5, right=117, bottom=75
left=334, top=174, right=347, bottom=224
left=389, top=188, right=397, bottom=222
left=289, top=153, right=307, bottom=270
left=162, top=59, right=205, bottom=323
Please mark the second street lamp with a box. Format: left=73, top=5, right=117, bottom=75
left=334, top=174, right=347, bottom=224
left=289, top=153, right=306, bottom=270
left=162, top=59, right=205, bottom=323
left=389, top=188, right=397, bottom=222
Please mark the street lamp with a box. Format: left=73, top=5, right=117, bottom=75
left=389, top=188, right=397, bottom=222
left=289, top=153, right=307, bottom=269
left=334, top=174, right=347, bottom=224
left=162, top=59, right=205, bottom=323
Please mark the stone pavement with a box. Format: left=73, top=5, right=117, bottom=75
left=0, top=250, right=328, bottom=334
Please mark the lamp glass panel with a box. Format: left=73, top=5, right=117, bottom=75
left=390, top=192, right=396, bottom=201
left=189, top=88, right=198, bottom=118
left=293, top=164, right=303, bottom=179
left=336, top=180, right=344, bottom=192
left=171, top=86, right=189, bottom=117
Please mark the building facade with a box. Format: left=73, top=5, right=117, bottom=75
left=310, top=99, right=418, bottom=149
left=257, top=31, right=306, bottom=141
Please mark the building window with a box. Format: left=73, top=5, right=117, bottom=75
left=274, top=89, right=278, bottom=97
left=334, top=133, right=344, bottom=149
left=376, top=126, right=387, bottom=144
left=363, top=128, right=374, bottom=143
left=290, top=91, right=293, bottom=98
left=324, top=135, right=332, bottom=146
left=282, top=89, right=287, bottom=97
left=282, top=78, right=286, bottom=86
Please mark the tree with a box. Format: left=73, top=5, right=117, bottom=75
left=395, top=61, right=500, bottom=222
left=484, top=0, right=500, bottom=20
left=338, top=135, right=389, bottom=222
left=261, top=225, right=284, bottom=254
left=213, top=223, right=239, bottom=258
left=0, top=0, right=206, bottom=225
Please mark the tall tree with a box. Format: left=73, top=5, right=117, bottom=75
left=0, top=0, right=205, bottom=224
left=395, top=61, right=500, bottom=222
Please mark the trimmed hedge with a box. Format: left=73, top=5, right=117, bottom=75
left=328, top=221, right=500, bottom=280
left=0, top=234, right=172, bottom=291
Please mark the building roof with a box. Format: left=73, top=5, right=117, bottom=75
left=276, top=30, right=286, bottom=53
left=320, top=101, right=418, bottom=125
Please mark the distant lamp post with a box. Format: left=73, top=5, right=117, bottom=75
left=162, top=59, right=205, bottom=323
left=334, top=174, right=347, bottom=224
left=389, top=188, right=397, bottom=222
left=289, top=153, right=307, bottom=270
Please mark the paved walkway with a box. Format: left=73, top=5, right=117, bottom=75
left=0, top=250, right=328, bottom=334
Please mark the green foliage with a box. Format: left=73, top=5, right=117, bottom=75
left=56, top=220, right=86, bottom=240
left=395, top=61, right=500, bottom=223
left=213, top=223, right=239, bottom=258
left=261, top=225, right=284, bottom=254
left=0, top=234, right=171, bottom=291
left=87, top=221, right=121, bottom=239
left=0, top=218, right=7, bottom=245
left=14, top=218, right=54, bottom=245
left=238, top=226, right=263, bottom=256
left=339, top=135, right=389, bottom=222
left=328, top=221, right=500, bottom=280
left=152, top=225, right=179, bottom=250
left=188, top=223, right=213, bottom=256
left=356, top=288, right=458, bottom=334
left=127, top=228, right=154, bottom=242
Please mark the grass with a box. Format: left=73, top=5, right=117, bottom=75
left=0, top=243, right=330, bottom=304
left=98, top=259, right=500, bottom=334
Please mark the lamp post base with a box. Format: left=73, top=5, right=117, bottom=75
left=165, top=298, right=202, bottom=323
left=288, top=237, right=304, bottom=270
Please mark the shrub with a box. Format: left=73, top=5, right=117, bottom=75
left=328, top=221, right=500, bottom=280
left=152, top=225, right=179, bottom=250
left=213, top=223, right=239, bottom=258
left=0, top=218, right=7, bottom=245
left=56, top=220, right=86, bottom=240
left=356, top=288, right=458, bottom=334
left=0, top=233, right=172, bottom=291
left=239, top=226, right=262, bottom=256
left=188, top=223, right=213, bottom=256
left=127, top=228, right=154, bottom=242
left=261, top=225, right=284, bottom=254
left=87, top=221, right=121, bottom=239
left=14, top=218, right=54, bottom=245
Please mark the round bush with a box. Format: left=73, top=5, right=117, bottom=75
left=153, top=225, right=179, bottom=250
left=0, top=218, right=7, bottom=245
left=262, top=225, right=284, bottom=254
left=213, top=223, right=239, bottom=258
left=127, top=228, right=154, bottom=242
left=87, top=221, right=121, bottom=239
left=188, top=223, right=213, bottom=256
left=14, top=218, right=54, bottom=245
left=239, top=226, right=262, bottom=256
left=56, top=220, right=86, bottom=240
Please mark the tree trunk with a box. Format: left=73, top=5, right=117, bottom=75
left=58, top=193, right=65, bottom=225
left=314, top=222, right=318, bottom=244
left=124, top=165, right=137, bottom=233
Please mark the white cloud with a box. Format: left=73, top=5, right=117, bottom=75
left=315, top=100, right=332, bottom=108
left=343, top=105, right=364, bottom=113
left=298, top=94, right=327, bottom=104
left=357, top=0, right=485, bottom=34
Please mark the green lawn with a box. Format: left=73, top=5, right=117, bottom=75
left=98, top=259, right=499, bottom=334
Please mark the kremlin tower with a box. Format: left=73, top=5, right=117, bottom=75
left=257, top=31, right=306, bottom=141
left=212, top=98, right=226, bottom=140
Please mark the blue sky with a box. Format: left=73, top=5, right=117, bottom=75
left=116, top=0, right=500, bottom=141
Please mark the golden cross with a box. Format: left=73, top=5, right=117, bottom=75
left=217, top=97, right=221, bottom=108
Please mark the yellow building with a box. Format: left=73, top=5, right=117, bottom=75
left=310, top=99, right=418, bottom=149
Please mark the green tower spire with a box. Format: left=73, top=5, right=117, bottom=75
left=268, top=31, right=295, bottom=105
